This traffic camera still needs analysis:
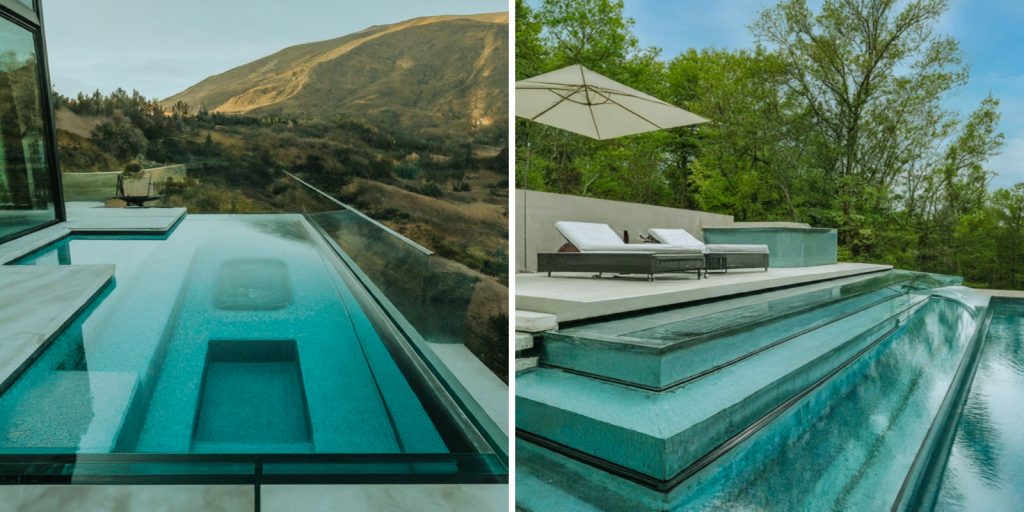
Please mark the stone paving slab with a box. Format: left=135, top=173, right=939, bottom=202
left=66, top=202, right=185, bottom=233
left=261, top=484, right=507, bottom=512
left=0, top=485, right=253, bottom=511
left=515, top=310, right=558, bottom=332
left=0, top=265, right=114, bottom=387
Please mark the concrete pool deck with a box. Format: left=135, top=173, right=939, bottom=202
left=516, top=262, right=893, bottom=323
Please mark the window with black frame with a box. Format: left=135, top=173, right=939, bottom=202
left=0, top=0, right=61, bottom=243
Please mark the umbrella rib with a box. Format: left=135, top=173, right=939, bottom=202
left=519, top=81, right=681, bottom=107
left=603, top=93, right=669, bottom=132
left=579, top=66, right=602, bottom=139
left=528, top=85, right=586, bottom=122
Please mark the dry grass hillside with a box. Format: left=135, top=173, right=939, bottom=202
left=164, top=13, right=508, bottom=133
left=340, top=176, right=508, bottom=273
left=55, top=109, right=103, bottom=138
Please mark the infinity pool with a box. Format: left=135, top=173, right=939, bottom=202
left=516, top=271, right=1003, bottom=510
left=2, top=215, right=452, bottom=458
left=936, top=298, right=1024, bottom=510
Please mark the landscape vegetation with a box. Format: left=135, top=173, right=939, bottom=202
left=516, top=0, right=1024, bottom=290
left=52, top=12, right=510, bottom=378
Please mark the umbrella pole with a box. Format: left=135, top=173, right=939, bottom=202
left=525, top=127, right=531, bottom=180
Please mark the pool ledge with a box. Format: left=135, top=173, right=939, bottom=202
left=0, top=264, right=114, bottom=388
left=516, top=262, right=893, bottom=323
left=971, top=288, right=1024, bottom=298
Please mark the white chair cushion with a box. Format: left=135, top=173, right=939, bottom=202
left=555, top=221, right=625, bottom=251
left=648, top=228, right=706, bottom=250
left=555, top=222, right=703, bottom=254
left=634, top=244, right=703, bottom=254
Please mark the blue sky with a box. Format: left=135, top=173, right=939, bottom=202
left=527, top=0, right=1024, bottom=189
left=43, top=0, right=507, bottom=99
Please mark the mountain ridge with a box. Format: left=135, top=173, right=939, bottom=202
left=163, top=12, right=508, bottom=130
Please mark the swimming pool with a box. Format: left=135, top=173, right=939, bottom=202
left=934, top=298, right=1024, bottom=510
left=516, top=271, right=998, bottom=510
left=1, top=214, right=505, bottom=483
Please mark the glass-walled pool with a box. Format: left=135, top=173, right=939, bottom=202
left=1, top=214, right=505, bottom=484
left=516, top=271, right=1000, bottom=510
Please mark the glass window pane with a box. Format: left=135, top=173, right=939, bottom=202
left=0, top=15, right=55, bottom=240
left=16, top=0, right=34, bottom=11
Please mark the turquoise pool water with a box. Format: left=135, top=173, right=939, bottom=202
left=672, top=296, right=979, bottom=510
left=936, top=299, right=1024, bottom=511
left=2, top=215, right=448, bottom=456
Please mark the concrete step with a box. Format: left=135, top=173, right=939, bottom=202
left=515, top=332, right=534, bottom=351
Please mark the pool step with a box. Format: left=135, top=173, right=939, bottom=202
left=541, top=271, right=944, bottom=389
left=516, top=292, right=928, bottom=481
left=0, top=371, right=138, bottom=452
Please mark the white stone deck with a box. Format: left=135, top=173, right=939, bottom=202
left=516, top=262, right=893, bottom=323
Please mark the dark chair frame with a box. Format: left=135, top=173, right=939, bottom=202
left=116, top=174, right=165, bottom=208
left=537, top=252, right=706, bottom=281
left=704, top=252, right=770, bottom=274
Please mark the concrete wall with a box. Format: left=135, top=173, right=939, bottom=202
left=516, top=189, right=734, bottom=272
left=62, top=165, right=188, bottom=202
left=734, top=221, right=812, bottom=228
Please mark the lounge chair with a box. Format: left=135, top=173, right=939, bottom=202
left=116, top=174, right=165, bottom=208
left=648, top=228, right=769, bottom=272
left=537, top=222, right=705, bottom=280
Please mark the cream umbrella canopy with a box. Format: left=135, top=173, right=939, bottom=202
left=515, top=64, right=708, bottom=140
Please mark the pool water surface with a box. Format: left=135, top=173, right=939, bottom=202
left=1, top=215, right=447, bottom=456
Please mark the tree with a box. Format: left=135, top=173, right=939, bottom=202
left=751, top=0, right=972, bottom=249
left=92, top=112, right=148, bottom=161
left=992, top=184, right=1024, bottom=288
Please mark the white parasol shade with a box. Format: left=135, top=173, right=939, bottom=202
left=515, top=64, right=709, bottom=140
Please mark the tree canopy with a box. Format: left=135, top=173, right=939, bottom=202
left=515, top=0, right=1020, bottom=289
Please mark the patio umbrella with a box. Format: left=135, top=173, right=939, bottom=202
left=515, top=64, right=708, bottom=140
